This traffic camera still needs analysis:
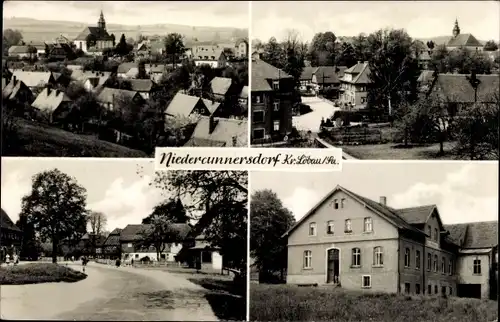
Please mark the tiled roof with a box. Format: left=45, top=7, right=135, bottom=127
left=395, top=205, right=436, bottom=224
left=125, top=67, right=139, bottom=78
left=417, top=70, right=435, bottom=84
left=431, top=74, right=499, bottom=103
left=103, top=228, right=122, bottom=247
left=210, top=77, right=233, bottom=96
left=1, top=208, right=21, bottom=232
left=2, top=78, right=32, bottom=101
left=96, top=88, right=139, bottom=105
left=8, top=45, right=31, bottom=54
left=201, top=98, right=221, bottom=115
left=165, top=92, right=202, bottom=117
left=447, top=34, right=483, bottom=48
left=32, top=88, right=71, bottom=112
left=313, top=66, right=347, bottom=84
left=120, top=223, right=191, bottom=242
left=192, top=46, right=223, bottom=61
left=343, top=62, right=371, bottom=84
left=71, top=70, right=111, bottom=86
left=12, top=71, right=53, bottom=88
left=251, top=59, right=292, bottom=91
left=126, top=79, right=155, bottom=92
left=74, top=26, right=113, bottom=41
left=117, top=62, right=137, bottom=74
left=184, top=116, right=248, bottom=147
left=445, top=221, right=498, bottom=248
left=300, top=67, right=318, bottom=81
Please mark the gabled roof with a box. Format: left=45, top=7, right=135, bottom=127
left=313, top=66, right=347, bottom=85
left=417, top=70, right=435, bottom=84
left=283, top=185, right=426, bottom=238
left=201, top=98, right=221, bottom=115
left=120, top=223, right=191, bottom=242
left=32, top=88, right=71, bottom=112
left=447, top=34, right=483, bottom=48
left=210, top=77, right=233, bottom=96
left=164, top=92, right=203, bottom=117
left=125, top=79, right=156, bottom=92
left=184, top=116, right=248, bottom=147
left=430, top=74, right=499, bottom=103
left=343, top=62, right=371, bottom=84
left=395, top=205, right=437, bottom=225
left=444, top=221, right=498, bottom=249
left=8, top=46, right=31, bottom=54
left=96, top=88, right=140, bottom=105
left=71, top=70, right=111, bottom=86
left=1, top=208, right=22, bottom=232
left=300, top=67, right=318, bottom=81
left=251, top=59, right=292, bottom=92
left=2, top=78, right=32, bottom=101
left=117, top=62, right=137, bottom=74
left=74, top=26, right=113, bottom=41
left=12, top=71, right=54, bottom=88
left=103, top=228, right=122, bottom=247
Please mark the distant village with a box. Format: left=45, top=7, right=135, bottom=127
left=2, top=11, right=249, bottom=157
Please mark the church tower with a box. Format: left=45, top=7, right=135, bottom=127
left=98, top=10, right=106, bottom=32
left=452, top=18, right=460, bottom=38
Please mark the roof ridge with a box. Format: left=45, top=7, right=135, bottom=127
left=396, top=204, right=436, bottom=211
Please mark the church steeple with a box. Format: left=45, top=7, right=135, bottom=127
left=452, top=18, right=460, bottom=38
left=98, top=10, right=106, bottom=32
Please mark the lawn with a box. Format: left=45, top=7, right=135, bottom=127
left=250, top=284, right=499, bottom=322
left=341, top=142, right=462, bottom=160
left=0, top=263, right=87, bottom=285
left=3, top=118, right=148, bottom=157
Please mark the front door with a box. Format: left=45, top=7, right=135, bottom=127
left=327, top=249, right=340, bottom=284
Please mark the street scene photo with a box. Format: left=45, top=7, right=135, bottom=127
left=0, top=158, right=248, bottom=321
left=2, top=1, right=249, bottom=157
left=250, top=1, right=499, bottom=160
left=249, top=162, right=498, bottom=322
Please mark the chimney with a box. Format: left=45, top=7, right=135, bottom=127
left=209, top=115, right=217, bottom=134
left=379, top=196, right=387, bottom=206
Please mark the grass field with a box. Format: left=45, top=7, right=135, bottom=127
left=3, top=118, right=148, bottom=157
left=0, top=263, right=87, bottom=285
left=250, top=284, right=498, bottom=322
left=340, top=142, right=462, bottom=160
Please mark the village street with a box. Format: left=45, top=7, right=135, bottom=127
left=0, top=261, right=218, bottom=321
left=293, top=96, right=340, bottom=133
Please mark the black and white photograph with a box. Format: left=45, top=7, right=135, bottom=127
left=250, top=1, right=499, bottom=161
left=249, top=162, right=498, bottom=322
left=2, top=1, right=249, bottom=157
left=0, top=158, right=248, bottom=321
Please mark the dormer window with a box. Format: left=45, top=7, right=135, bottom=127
left=309, top=222, right=317, bottom=236
left=272, top=80, right=279, bottom=90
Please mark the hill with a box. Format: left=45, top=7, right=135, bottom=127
left=2, top=17, right=248, bottom=44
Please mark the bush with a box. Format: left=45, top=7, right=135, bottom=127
left=299, top=103, right=312, bottom=115
left=0, top=263, right=87, bottom=285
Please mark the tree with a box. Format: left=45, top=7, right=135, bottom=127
left=308, top=31, right=337, bottom=66
left=426, top=40, right=435, bottom=51
left=3, top=29, right=23, bottom=54
left=20, top=169, right=88, bottom=263
left=164, top=33, right=186, bottom=68
left=351, top=33, right=371, bottom=62
left=138, top=216, right=184, bottom=261
left=136, top=60, right=148, bottom=79
left=262, top=37, right=284, bottom=69
left=115, top=34, right=131, bottom=56
left=281, top=29, right=305, bottom=86
left=335, top=42, right=358, bottom=67
left=484, top=40, right=499, bottom=52
left=250, top=189, right=295, bottom=283
left=88, top=211, right=107, bottom=238
left=15, top=213, right=40, bottom=260
left=430, top=44, right=449, bottom=73
left=142, top=198, right=188, bottom=224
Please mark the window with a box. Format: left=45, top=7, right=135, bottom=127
left=334, top=199, right=339, bottom=209
left=433, top=255, right=438, bottom=272
left=416, top=284, right=421, bottom=295
left=434, top=228, right=438, bottom=241
left=434, top=285, right=438, bottom=294
left=309, top=222, right=317, bottom=236
left=252, top=110, right=264, bottom=123
left=273, top=120, right=280, bottom=131
left=364, top=217, right=373, bottom=233
left=327, top=221, right=334, bottom=235
left=341, top=198, right=346, bottom=208
left=441, top=257, right=446, bottom=274
left=303, top=250, right=312, bottom=269
left=345, top=219, right=352, bottom=233
left=361, top=97, right=366, bottom=104
left=427, top=225, right=431, bottom=237
left=416, top=250, right=421, bottom=269
left=449, top=260, right=453, bottom=275
left=427, top=253, right=431, bottom=271
left=449, top=287, right=452, bottom=295
left=362, top=275, right=371, bottom=288
left=441, top=286, right=446, bottom=295
left=352, top=248, right=361, bottom=267
left=404, top=283, right=410, bottom=294
left=473, top=258, right=481, bottom=275
left=373, top=247, right=383, bottom=266
left=255, top=95, right=261, bottom=104
left=404, top=248, right=411, bottom=268
left=273, top=99, right=280, bottom=111
left=427, top=285, right=432, bottom=295
left=272, top=80, right=279, bottom=90
left=127, top=243, right=132, bottom=247
left=253, top=129, right=265, bottom=140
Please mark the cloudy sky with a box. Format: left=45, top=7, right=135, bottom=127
left=3, top=1, right=249, bottom=28
left=252, top=1, right=500, bottom=43
left=251, top=162, right=498, bottom=225
left=0, top=158, right=184, bottom=232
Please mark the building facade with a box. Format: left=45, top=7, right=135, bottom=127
left=284, top=186, right=498, bottom=300
left=446, top=19, right=484, bottom=52
left=251, top=57, right=294, bottom=144
left=73, top=11, right=114, bottom=53
left=339, top=61, right=371, bottom=108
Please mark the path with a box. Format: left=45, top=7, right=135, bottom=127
left=1, top=261, right=218, bottom=321
left=293, top=96, right=340, bottom=132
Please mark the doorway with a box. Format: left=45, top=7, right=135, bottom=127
left=327, top=248, right=340, bottom=284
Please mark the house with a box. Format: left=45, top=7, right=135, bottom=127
left=164, top=92, right=213, bottom=118
left=103, top=228, right=122, bottom=259
left=2, top=76, right=34, bottom=106
left=8, top=46, right=33, bottom=59
left=446, top=19, right=483, bottom=52
left=283, top=185, right=498, bottom=300
left=121, top=79, right=157, bottom=100
left=184, top=115, right=248, bottom=147
left=339, top=61, right=372, bottom=108
left=178, top=233, right=223, bottom=271
left=73, top=11, right=114, bottom=53
left=26, top=41, right=47, bottom=57
left=300, top=67, right=318, bottom=86
left=251, top=57, right=294, bottom=143
left=78, top=233, right=108, bottom=258
left=235, top=39, right=249, bottom=58
left=145, top=64, right=166, bottom=82
left=11, top=70, right=57, bottom=90
left=210, top=76, right=234, bottom=101
left=192, top=46, right=227, bottom=68
left=96, top=87, right=145, bottom=111
left=149, top=41, right=165, bottom=55
left=46, top=43, right=73, bottom=60
left=71, top=70, right=112, bottom=92
left=117, top=62, right=137, bottom=78
left=312, top=66, right=347, bottom=98
left=31, top=88, right=73, bottom=123
left=119, top=223, right=191, bottom=262
left=0, top=208, right=23, bottom=251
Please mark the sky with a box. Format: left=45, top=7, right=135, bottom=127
left=2, top=1, right=249, bottom=28
left=252, top=1, right=500, bottom=43
left=0, top=158, right=185, bottom=233
left=251, top=162, right=498, bottom=225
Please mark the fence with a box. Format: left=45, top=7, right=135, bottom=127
left=94, top=258, right=182, bottom=268
left=324, top=126, right=383, bottom=145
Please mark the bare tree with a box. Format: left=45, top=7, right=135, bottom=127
left=88, top=211, right=107, bottom=256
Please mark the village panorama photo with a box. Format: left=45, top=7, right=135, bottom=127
left=2, top=1, right=249, bottom=157
left=0, top=158, right=248, bottom=321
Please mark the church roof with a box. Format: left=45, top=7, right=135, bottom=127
left=74, top=26, right=113, bottom=41
left=447, top=33, right=483, bottom=48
